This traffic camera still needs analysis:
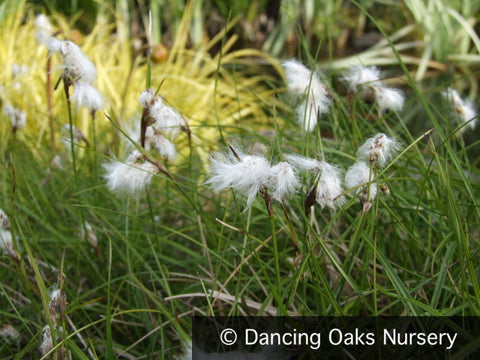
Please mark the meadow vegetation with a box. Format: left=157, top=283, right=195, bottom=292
left=1, top=0, right=480, bottom=358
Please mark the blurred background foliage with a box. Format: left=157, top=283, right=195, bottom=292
left=22, top=0, right=480, bottom=89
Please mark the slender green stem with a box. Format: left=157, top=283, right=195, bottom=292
left=91, top=111, right=97, bottom=172
left=64, top=83, right=77, bottom=174
left=269, top=213, right=281, bottom=311
left=106, top=236, right=113, bottom=358
left=47, top=56, right=55, bottom=151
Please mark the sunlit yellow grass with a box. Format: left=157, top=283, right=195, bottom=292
left=0, top=1, right=282, bottom=162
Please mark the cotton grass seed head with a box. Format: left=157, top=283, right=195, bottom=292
left=374, top=86, right=405, bottom=113
left=315, top=161, right=345, bottom=210
left=47, top=38, right=93, bottom=82
left=103, top=150, right=159, bottom=195
left=139, top=88, right=156, bottom=108
left=3, top=104, right=27, bottom=132
left=149, top=131, right=177, bottom=161
left=80, top=221, right=98, bottom=248
left=140, top=88, right=188, bottom=140
left=35, top=14, right=53, bottom=45
left=0, top=229, right=13, bottom=255
left=284, top=154, right=323, bottom=173
left=206, top=148, right=272, bottom=209
left=0, top=325, right=20, bottom=345
left=268, top=161, right=300, bottom=202
left=282, top=59, right=331, bottom=132
left=343, top=65, right=382, bottom=92
left=70, top=81, right=103, bottom=111
left=295, top=99, right=329, bottom=132
left=345, top=161, right=377, bottom=204
left=443, top=88, right=477, bottom=130
left=47, top=37, right=97, bottom=84
left=357, top=133, right=400, bottom=168
left=0, top=209, right=10, bottom=230
left=39, top=325, right=53, bottom=357
left=285, top=155, right=345, bottom=210
left=344, top=65, right=405, bottom=113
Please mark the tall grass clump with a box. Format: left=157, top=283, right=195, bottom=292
left=0, top=0, right=281, bottom=358
left=1, top=0, right=480, bottom=358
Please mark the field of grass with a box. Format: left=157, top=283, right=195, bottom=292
left=1, top=0, right=480, bottom=358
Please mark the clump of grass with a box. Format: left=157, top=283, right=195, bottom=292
left=1, top=0, right=480, bottom=359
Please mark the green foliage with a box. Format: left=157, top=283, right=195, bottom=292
left=1, top=0, right=480, bottom=358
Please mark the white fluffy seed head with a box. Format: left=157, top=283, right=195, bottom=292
left=103, top=151, right=159, bottom=195
left=269, top=162, right=300, bottom=202
left=443, top=88, right=477, bottom=129
left=0, top=209, right=10, bottom=230
left=150, top=102, right=187, bottom=140
left=47, top=38, right=97, bottom=84
left=295, top=98, right=329, bottom=132
left=39, top=325, right=53, bottom=357
left=49, top=288, right=62, bottom=306
left=206, top=148, right=272, bottom=209
left=357, top=133, right=400, bottom=167
left=3, top=104, right=27, bottom=131
left=343, top=65, right=382, bottom=92
left=0, top=229, right=13, bottom=255
left=150, top=131, right=177, bottom=161
left=35, top=14, right=53, bottom=45
left=80, top=221, right=98, bottom=248
left=315, top=161, right=345, bottom=210
left=71, top=82, right=103, bottom=111
left=0, top=325, right=20, bottom=344
left=345, top=161, right=377, bottom=203
left=139, top=88, right=156, bottom=107
left=374, top=87, right=405, bottom=113
left=284, top=154, right=323, bottom=173
left=283, top=59, right=331, bottom=132
left=140, top=89, right=187, bottom=140
left=282, top=59, right=329, bottom=98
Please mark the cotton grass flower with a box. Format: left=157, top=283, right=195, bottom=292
left=70, top=81, right=103, bottom=111
left=39, top=325, right=53, bottom=357
left=0, top=229, right=13, bottom=255
left=0, top=228, right=20, bottom=262
left=206, top=147, right=299, bottom=214
left=373, top=87, right=405, bottom=113
left=0, top=209, right=10, bottom=230
left=346, top=133, right=400, bottom=212
left=356, top=133, right=400, bottom=168
left=343, top=65, right=405, bottom=113
left=0, top=325, right=20, bottom=345
left=80, top=221, right=98, bottom=248
left=35, top=14, right=53, bottom=45
left=285, top=154, right=345, bottom=210
left=282, top=59, right=331, bottom=132
left=103, top=150, right=160, bottom=195
left=269, top=162, right=300, bottom=203
left=343, top=65, right=381, bottom=93
left=47, top=37, right=103, bottom=112
left=443, top=88, right=477, bottom=131
left=139, top=88, right=189, bottom=140
left=0, top=210, right=19, bottom=262
left=345, top=161, right=377, bottom=205
left=47, top=38, right=97, bottom=84
left=149, top=132, right=177, bottom=161
left=207, top=147, right=272, bottom=209
left=314, top=161, right=345, bottom=210
left=3, top=104, right=26, bottom=134
left=138, top=88, right=189, bottom=160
